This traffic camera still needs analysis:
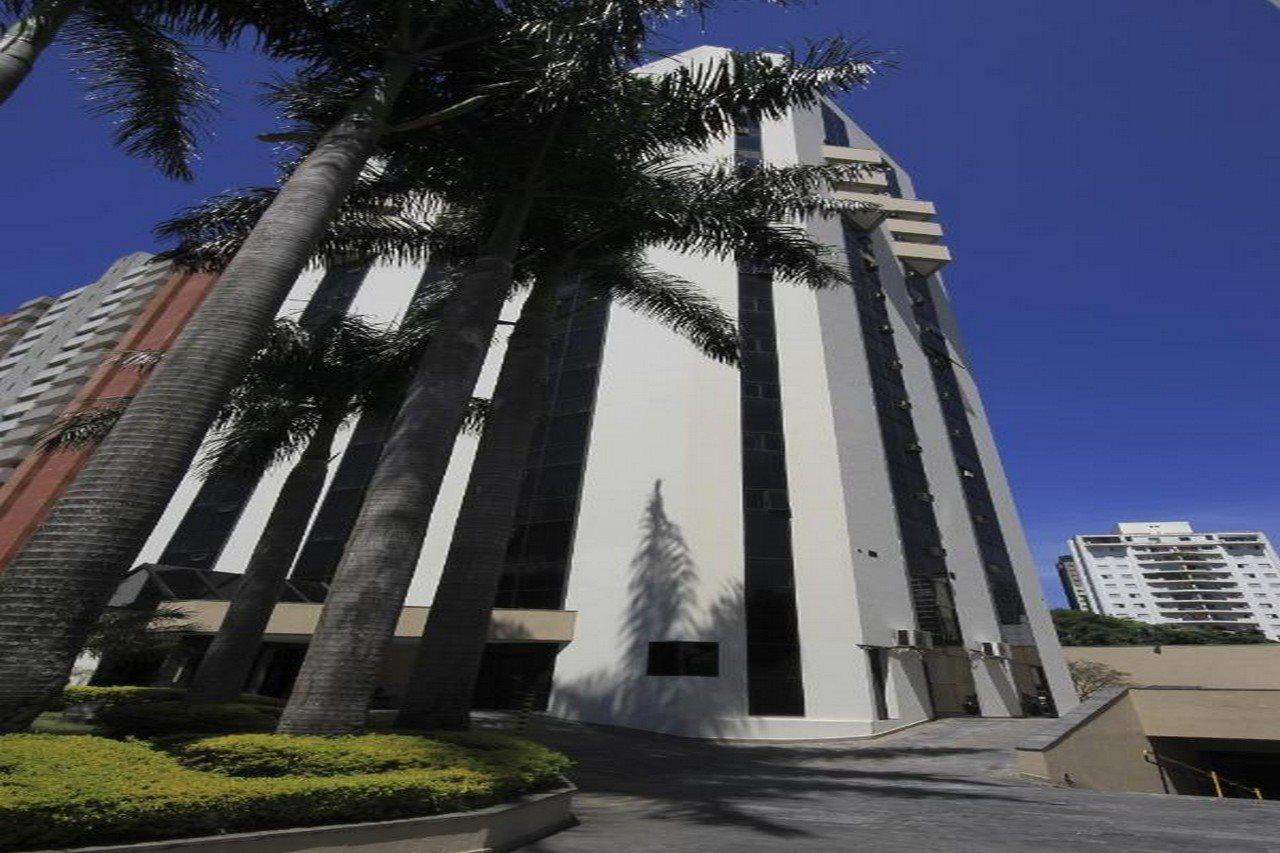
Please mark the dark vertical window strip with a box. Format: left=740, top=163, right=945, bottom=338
left=158, top=262, right=371, bottom=571
left=288, top=263, right=451, bottom=585
left=736, top=116, right=806, bottom=716
left=496, top=276, right=610, bottom=610
left=839, top=221, right=962, bottom=644
left=288, top=409, right=393, bottom=583
left=902, top=272, right=1027, bottom=626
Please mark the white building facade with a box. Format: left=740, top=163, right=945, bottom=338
left=134, top=46, right=1076, bottom=738
left=1066, top=521, right=1280, bottom=640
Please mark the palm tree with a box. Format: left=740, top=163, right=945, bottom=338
left=394, top=151, right=866, bottom=729
left=0, top=0, right=539, bottom=732
left=34, top=309, right=474, bottom=703
left=277, top=41, right=881, bottom=735
left=0, top=0, right=235, bottom=177
left=182, top=316, right=397, bottom=702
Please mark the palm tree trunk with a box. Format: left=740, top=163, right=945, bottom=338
left=185, top=415, right=343, bottom=703
left=276, top=206, right=536, bottom=735
left=395, top=268, right=562, bottom=731
left=277, top=112, right=566, bottom=737
left=0, top=0, right=81, bottom=106
left=0, top=57, right=414, bottom=733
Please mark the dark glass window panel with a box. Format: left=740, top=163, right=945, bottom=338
left=743, top=450, right=788, bottom=489
left=533, top=463, right=584, bottom=498
left=746, top=558, right=796, bottom=589
left=554, top=368, right=597, bottom=399
left=291, top=539, right=346, bottom=584
left=746, top=589, right=801, bottom=642
left=157, top=569, right=215, bottom=599
left=746, top=643, right=805, bottom=715
left=528, top=497, right=577, bottom=521
left=328, top=443, right=382, bottom=489
left=744, top=507, right=792, bottom=559
left=511, top=520, right=574, bottom=563
left=647, top=642, right=719, bottom=677
left=820, top=103, right=851, bottom=146
left=546, top=412, right=590, bottom=445
left=742, top=399, right=783, bottom=433
left=514, top=588, right=563, bottom=609
left=304, top=489, right=365, bottom=539
left=539, top=441, right=587, bottom=466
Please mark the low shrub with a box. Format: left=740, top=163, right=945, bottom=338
left=97, top=700, right=280, bottom=737
left=0, top=733, right=570, bottom=850
left=50, top=686, right=283, bottom=712
left=175, top=732, right=570, bottom=785
left=51, top=685, right=185, bottom=711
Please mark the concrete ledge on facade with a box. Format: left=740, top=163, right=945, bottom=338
left=170, top=600, right=577, bottom=645
left=45, top=780, right=576, bottom=853
left=1015, top=685, right=1129, bottom=754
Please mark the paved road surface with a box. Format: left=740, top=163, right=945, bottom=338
left=504, top=715, right=1277, bottom=852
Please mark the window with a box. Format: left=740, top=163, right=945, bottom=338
left=820, top=103, right=851, bottom=147
left=647, top=642, right=719, bottom=677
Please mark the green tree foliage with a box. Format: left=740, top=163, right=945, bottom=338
left=1052, top=608, right=1272, bottom=646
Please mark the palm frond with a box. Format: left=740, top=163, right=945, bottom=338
left=111, top=349, right=166, bottom=371
left=37, top=399, right=131, bottom=451
left=582, top=257, right=739, bottom=365
left=199, top=397, right=326, bottom=480
left=156, top=164, right=442, bottom=271
left=68, top=5, right=216, bottom=180
left=732, top=222, right=851, bottom=290
left=82, top=604, right=189, bottom=657
left=462, top=397, right=489, bottom=435
left=201, top=314, right=399, bottom=479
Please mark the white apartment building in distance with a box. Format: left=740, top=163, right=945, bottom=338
left=127, top=46, right=1076, bottom=738
left=1065, top=521, right=1280, bottom=640
left=0, top=253, right=174, bottom=484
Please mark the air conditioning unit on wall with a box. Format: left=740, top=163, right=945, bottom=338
left=978, top=641, right=1011, bottom=659
left=895, top=629, right=933, bottom=649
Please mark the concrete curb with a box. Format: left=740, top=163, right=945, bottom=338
left=41, top=780, right=577, bottom=853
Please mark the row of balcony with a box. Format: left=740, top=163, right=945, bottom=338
left=823, top=144, right=952, bottom=276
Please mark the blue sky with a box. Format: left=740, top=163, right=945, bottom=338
left=2, top=1, right=1277, bottom=604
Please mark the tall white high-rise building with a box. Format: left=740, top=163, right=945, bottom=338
left=0, top=253, right=174, bottom=485
left=130, top=46, right=1076, bottom=738
left=1065, top=521, right=1280, bottom=640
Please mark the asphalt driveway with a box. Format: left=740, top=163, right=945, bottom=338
left=505, top=715, right=1278, bottom=852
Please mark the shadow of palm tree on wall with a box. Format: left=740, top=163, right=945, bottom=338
left=551, top=479, right=746, bottom=739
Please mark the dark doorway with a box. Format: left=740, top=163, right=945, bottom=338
left=472, top=643, right=560, bottom=710
left=254, top=645, right=308, bottom=700
left=867, top=648, right=890, bottom=720
left=923, top=650, right=978, bottom=716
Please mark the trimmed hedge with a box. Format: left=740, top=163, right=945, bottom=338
left=0, top=733, right=571, bottom=850
left=52, top=686, right=283, bottom=712
left=52, top=685, right=185, bottom=711
left=175, top=732, right=566, bottom=788
left=97, top=700, right=280, bottom=737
